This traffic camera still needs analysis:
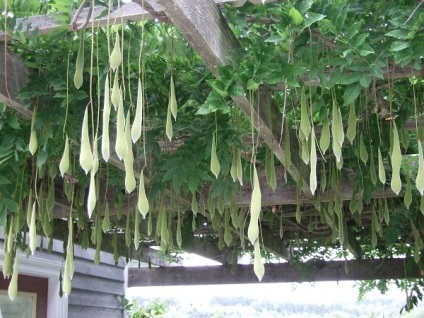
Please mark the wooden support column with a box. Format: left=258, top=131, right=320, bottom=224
left=128, top=258, right=422, bottom=286
left=155, top=0, right=311, bottom=195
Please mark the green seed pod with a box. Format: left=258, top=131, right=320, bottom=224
left=236, top=149, right=243, bottom=186
left=359, top=133, right=368, bottom=164
left=59, top=135, right=70, bottom=177
left=102, top=74, right=111, bottom=162
left=169, top=75, right=178, bottom=120
left=253, top=239, right=265, bottom=281
left=109, top=30, right=122, bottom=71
left=80, top=107, right=93, bottom=174
left=191, top=192, right=198, bottom=215
left=161, top=208, right=169, bottom=245
left=29, top=202, right=37, bottom=255
left=404, top=177, right=412, bottom=209
left=111, top=71, right=120, bottom=111
left=29, top=129, right=38, bottom=156
left=134, top=209, right=140, bottom=251
left=320, top=161, right=327, bottom=193
left=131, top=78, right=143, bottom=143
left=92, top=134, right=99, bottom=175
left=87, top=169, right=96, bottom=219
left=247, top=165, right=261, bottom=244
left=370, top=151, right=377, bottom=185
left=74, top=36, right=84, bottom=89
left=416, top=140, right=424, bottom=195
left=310, top=129, right=317, bottom=195
left=420, top=196, right=424, bottom=215
left=176, top=209, right=182, bottom=248
left=210, top=134, right=221, bottom=178
left=390, top=123, right=402, bottom=195
left=378, top=147, right=386, bottom=185
left=165, top=103, right=173, bottom=142
left=102, top=202, right=110, bottom=233
left=63, top=262, right=71, bottom=296
left=300, top=90, right=311, bottom=141
left=147, top=208, right=152, bottom=236
left=3, top=249, right=13, bottom=278
left=300, top=138, right=310, bottom=165
left=124, top=111, right=136, bottom=193
left=115, top=94, right=128, bottom=160
left=125, top=213, right=131, bottom=247
left=320, top=118, right=330, bottom=154
left=265, top=147, right=276, bottom=191
left=8, top=254, right=19, bottom=301
left=284, top=119, right=292, bottom=169
left=137, top=169, right=149, bottom=218
left=346, top=103, right=356, bottom=144
left=230, top=150, right=238, bottom=183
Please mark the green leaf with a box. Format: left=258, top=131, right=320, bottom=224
left=353, top=33, right=369, bottom=48
left=37, top=149, right=48, bottom=167
left=289, top=7, right=304, bottom=25
left=359, top=44, right=375, bottom=56
left=303, top=13, right=325, bottom=29
left=343, top=83, right=361, bottom=106
left=0, top=175, right=11, bottom=185
left=329, top=68, right=343, bottom=87
left=0, top=204, right=6, bottom=228
left=7, top=115, right=20, bottom=129
left=246, top=79, right=259, bottom=91
left=338, top=72, right=363, bottom=85
left=206, top=80, right=228, bottom=98
left=359, top=74, right=371, bottom=88
left=4, top=198, right=18, bottom=213
left=228, top=84, right=245, bottom=97
left=385, top=29, right=409, bottom=40
left=390, top=41, right=410, bottom=52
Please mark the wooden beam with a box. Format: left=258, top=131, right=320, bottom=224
left=128, top=258, right=422, bottom=286
left=155, top=0, right=311, bottom=195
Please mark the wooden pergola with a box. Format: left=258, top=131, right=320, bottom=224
left=1, top=0, right=424, bottom=291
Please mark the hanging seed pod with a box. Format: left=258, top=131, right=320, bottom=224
left=29, top=202, right=37, bottom=255
left=236, top=149, right=243, bottom=186
left=191, top=192, right=198, bottom=215
left=253, top=239, right=265, bottom=281
left=265, top=147, right=276, bottom=191
left=109, top=30, right=122, bottom=71
left=111, top=72, right=120, bottom=111
left=137, top=169, right=149, bottom=218
left=230, top=150, right=238, bottom=182
left=131, top=79, right=143, bottom=143
left=300, top=138, right=310, bottom=165
left=124, top=111, right=136, bottom=193
left=416, top=140, right=424, bottom=195
left=8, top=254, right=19, bottom=301
left=210, top=134, right=221, bottom=178
left=359, top=133, right=368, bottom=164
left=161, top=208, right=169, bottom=245
left=115, top=94, right=128, bottom=160
left=59, top=135, right=70, bottom=177
left=247, top=165, right=261, bottom=244
left=169, top=75, right=178, bottom=120
left=176, top=209, right=182, bottom=248
left=335, top=104, right=345, bottom=147
left=29, top=110, right=38, bottom=155
left=92, top=134, right=99, bottom=175
left=279, top=215, right=284, bottom=239
left=378, top=147, right=386, bottom=185
left=421, top=196, right=424, bottom=215
left=400, top=123, right=410, bottom=150
left=147, top=208, right=152, bottom=236
left=3, top=249, right=12, bottom=279
left=7, top=219, right=13, bottom=253
left=102, top=74, right=111, bottom=161
left=284, top=119, right=292, bottom=169
left=74, top=36, right=84, bottom=89
left=310, top=128, right=317, bottom=195
left=102, top=202, right=110, bottom=232
left=63, top=260, right=71, bottom=296
left=80, top=107, right=93, bottom=174
left=404, top=177, right=412, bottom=209
left=370, top=151, right=377, bottom=185
left=224, top=209, right=232, bottom=246
left=300, top=90, right=311, bottom=141
left=125, top=213, right=131, bottom=247
left=134, top=209, right=140, bottom=251
left=320, top=161, right=327, bottom=193
left=390, top=123, right=402, bottom=195
left=87, top=169, right=96, bottom=219
left=346, top=103, right=356, bottom=144
left=320, top=118, right=330, bottom=154
left=165, top=102, right=173, bottom=142
left=217, top=195, right=224, bottom=216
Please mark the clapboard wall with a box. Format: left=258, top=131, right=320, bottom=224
left=0, top=230, right=126, bottom=318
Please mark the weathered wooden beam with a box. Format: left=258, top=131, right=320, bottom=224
left=0, top=43, right=32, bottom=117
left=128, top=258, right=422, bottom=286
left=155, top=0, right=311, bottom=195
